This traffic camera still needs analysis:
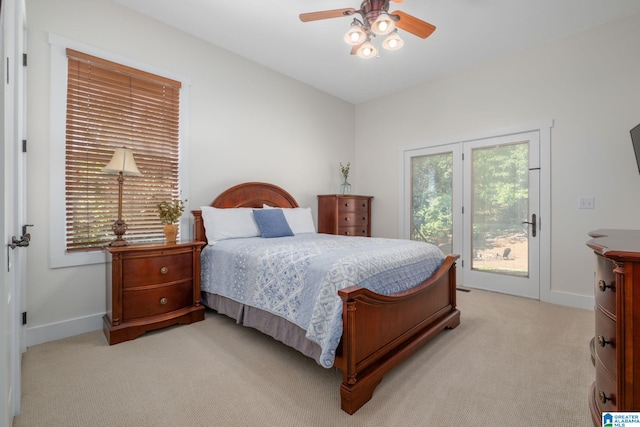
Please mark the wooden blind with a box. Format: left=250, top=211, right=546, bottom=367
left=65, top=49, right=182, bottom=250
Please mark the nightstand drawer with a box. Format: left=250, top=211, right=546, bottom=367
left=122, top=281, right=193, bottom=321
left=122, top=252, right=192, bottom=288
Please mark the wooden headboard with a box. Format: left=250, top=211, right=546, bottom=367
left=192, top=182, right=299, bottom=244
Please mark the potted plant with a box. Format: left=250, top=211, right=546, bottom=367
left=156, top=197, right=186, bottom=244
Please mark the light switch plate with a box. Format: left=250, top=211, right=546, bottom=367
left=579, top=197, right=595, bottom=209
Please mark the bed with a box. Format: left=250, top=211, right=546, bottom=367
left=192, top=182, right=460, bottom=414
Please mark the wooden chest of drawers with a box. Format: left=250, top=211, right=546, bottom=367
left=587, top=230, right=640, bottom=425
left=317, top=194, right=373, bottom=237
left=104, top=241, right=206, bottom=345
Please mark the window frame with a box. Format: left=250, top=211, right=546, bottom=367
left=48, top=34, right=191, bottom=268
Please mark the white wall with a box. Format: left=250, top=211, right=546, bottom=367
left=354, top=13, right=640, bottom=306
left=26, top=0, right=354, bottom=345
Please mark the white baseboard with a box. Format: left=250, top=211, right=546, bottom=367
left=542, top=289, right=594, bottom=311
left=26, top=312, right=104, bottom=347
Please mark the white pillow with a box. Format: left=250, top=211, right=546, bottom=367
left=200, top=207, right=260, bottom=243
left=263, top=205, right=316, bottom=234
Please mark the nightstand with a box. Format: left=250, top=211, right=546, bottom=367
left=317, top=194, right=373, bottom=237
left=103, top=241, right=206, bottom=345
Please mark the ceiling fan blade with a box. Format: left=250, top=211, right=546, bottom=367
left=350, top=44, right=361, bottom=55
left=391, top=10, right=436, bottom=39
left=299, top=8, right=356, bottom=22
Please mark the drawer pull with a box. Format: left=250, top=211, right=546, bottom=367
left=598, top=279, right=612, bottom=292
left=597, top=335, right=611, bottom=347
left=160, top=267, right=169, bottom=275
left=344, top=231, right=350, bottom=235
left=160, top=297, right=168, bottom=305
left=598, top=390, right=611, bottom=404
left=344, top=217, right=349, bottom=222
left=344, top=202, right=350, bottom=207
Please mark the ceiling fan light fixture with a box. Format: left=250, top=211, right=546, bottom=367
left=357, top=40, right=377, bottom=59
left=344, top=20, right=366, bottom=45
left=382, top=30, right=404, bottom=50
left=371, top=13, right=395, bottom=35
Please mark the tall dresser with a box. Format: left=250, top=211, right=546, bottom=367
left=317, top=194, right=373, bottom=237
left=586, top=229, right=640, bottom=426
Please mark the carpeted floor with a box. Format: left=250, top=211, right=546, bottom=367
left=13, top=289, right=595, bottom=426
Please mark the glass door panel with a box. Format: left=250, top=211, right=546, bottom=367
left=410, top=152, right=454, bottom=254
left=471, top=142, right=529, bottom=277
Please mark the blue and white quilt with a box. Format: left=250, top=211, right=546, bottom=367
left=201, top=233, right=444, bottom=368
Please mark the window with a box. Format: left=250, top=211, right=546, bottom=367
left=49, top=35, right=190, bottom=267
left=64, top=49, right=181, bottom=250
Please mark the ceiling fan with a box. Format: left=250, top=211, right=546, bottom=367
left=299, top=0, right=436, bottom=59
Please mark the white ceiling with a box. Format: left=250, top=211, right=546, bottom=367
left=112, top=0, right=640, bottom=104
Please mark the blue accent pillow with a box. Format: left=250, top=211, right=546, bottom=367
left=253, top=209, right=294, bottom=238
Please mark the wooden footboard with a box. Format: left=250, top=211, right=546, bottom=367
left=335, top=254, right=460, bottom=414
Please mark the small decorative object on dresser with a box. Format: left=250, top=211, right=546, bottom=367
left=586, top=229, right=640, bottom=426
left=103, top=241, right=206, bottom=344
left=156, top=197, right=186, bottom=244
left=317, top=194, right=373, bottom=237
left=340, top=161, right=351, bottom=195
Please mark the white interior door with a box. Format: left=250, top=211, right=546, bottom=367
left=1, top=0, right=28, bottom=423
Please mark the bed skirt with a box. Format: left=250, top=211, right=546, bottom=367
left=201, top=292, right=325, bottom=366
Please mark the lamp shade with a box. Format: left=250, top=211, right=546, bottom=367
left=382, top=30, right=404, bottom=50
left=103, top=147, right=142, bottom=176
left=371, top=13, right=395, bottom=36
left=357, top=40, right=377, bottom=59
left=344, top=21, right=366, bottom=46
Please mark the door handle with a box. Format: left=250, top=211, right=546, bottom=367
left=9, top=224, right=33, bottom=249
left=9, top=234, right=30, bottom=249
left=522, top=214, right=537, bottom=237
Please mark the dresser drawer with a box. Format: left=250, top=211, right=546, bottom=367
left=594, top=359, right=617, bottom=413
left=338, top=226, right=369, bottom=237
left=122, top=281, right=193, bottom=321
left=339, top=198, right=369, bottom=213
left=122, top=252, right=192, bottom=288
left=594, top=308, right=617, bottom=377
left=339, top=211, right=369, bottom=227
left=594, top=254, right=616, bottom=315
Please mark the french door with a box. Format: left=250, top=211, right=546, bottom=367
left=403, top=130, right=541, bottom=299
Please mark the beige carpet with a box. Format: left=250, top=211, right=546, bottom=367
left=13, top=289, right=594, bottom=427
